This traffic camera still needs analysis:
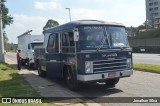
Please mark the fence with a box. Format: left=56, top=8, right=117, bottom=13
left=129, top=38, right=160, bottom=53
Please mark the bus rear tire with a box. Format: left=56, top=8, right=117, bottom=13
left=66, top=66, right=80, bottom=91
left=38, top=64, right=46, bottom=77
left=105, top=78, right=120, bottom=87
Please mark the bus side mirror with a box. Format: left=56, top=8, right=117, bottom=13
left=125, top=32, right=128, bottom=37
left=73, top=28, right=79, bottom=41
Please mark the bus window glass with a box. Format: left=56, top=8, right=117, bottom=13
left=47, top=34, right=59, bottom=53
left=78, top=26, right=109, bottom=50
left=47, top=35, right=55, bottom=53
left=107, top=27, right=129, bottom=48
left=62, top=31, right=75, bottom=53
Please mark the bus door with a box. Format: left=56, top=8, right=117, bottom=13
left=46, top=33, right=61, bottom=78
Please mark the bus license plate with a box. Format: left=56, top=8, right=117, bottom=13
left=108, top=72, right=117, bottom=78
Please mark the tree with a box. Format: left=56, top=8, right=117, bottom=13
left=43, top=19, right=59, bottom=30
left=126, top=26, right=137, bottom=37
left=1, top=0, right=13, bottom=28
left=3, top=31, right=8, bottom=50
left=1, top=0, right=13, bottom=50
left=137, top=25, right=146, bottom=30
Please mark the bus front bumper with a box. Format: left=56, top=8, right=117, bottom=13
left=77, top=69, right=133, bottom=82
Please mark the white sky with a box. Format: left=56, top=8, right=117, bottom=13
left=5, top=0, right=146, bottom=43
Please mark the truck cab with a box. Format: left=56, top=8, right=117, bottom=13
left=34, top=20, right=133, bottom=90
left=18, top=31, right=44, bottom=69
left=27, top=41, right=43, bottom=68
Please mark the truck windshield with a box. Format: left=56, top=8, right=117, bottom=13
left=107, top=26, right=129, bottom=48
left=78, top=26, right=109, bottom=50
left=31, top=43, right=43, bottom=49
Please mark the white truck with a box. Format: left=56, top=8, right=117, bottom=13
left=18, top=30, right=44, bottom=68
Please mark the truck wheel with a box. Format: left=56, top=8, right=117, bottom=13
left=28, top=63, right=34, bottom=70
left=66, top=67, right=79, bottom=91
left=38, top=64, right=46, bottom=77
left=21, top=59, right=26, bottom=66
left=34, top=59, right=38, bottom=69
left=105, top=78, right=120, bottom=87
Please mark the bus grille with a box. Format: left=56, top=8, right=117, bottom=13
left=93, top=58, right=128, bottom=73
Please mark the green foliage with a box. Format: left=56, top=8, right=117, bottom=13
left=3, top=31, right=8, bottom=50
left=1, top=0, right=13, bottom=28
left=0, top=63, right=41, bottom=97
left=6, top=42, right=17, bottom=52
left=134, top=64, right=160, bottom=74
left=137, top=25, right=146, bottom=31
left=0, top=0, right=13, bottom=50
left=129, top=28, right=160, bottom=39
left=43, top=19, right=59, bottom=30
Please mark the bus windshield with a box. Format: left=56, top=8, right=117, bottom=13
left=78, top=26, right=109, bottom=50
left=78, top=26, right=129, bottom=50
left=108, top=26, right=129, bottom=48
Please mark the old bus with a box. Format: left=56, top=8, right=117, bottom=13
left=34, top=20, right=133, bottom=90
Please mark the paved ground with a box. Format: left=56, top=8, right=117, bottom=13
left=133, top=53, right=160, bottom=65
left=5, top=52, right=160, bottom=106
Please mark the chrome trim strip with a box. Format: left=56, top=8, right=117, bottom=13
left=93, top=68, right=129, bottom=73
left=94, top=65, right=127, bottom=70
left=77, top=69, right=133, bottom=81
left=94, top=61, right=126, bottom=65
left=77, top=49, right=132, bottom=54
left=93, top=58, right=127, bottom=62
left=46, top=61, right=61, bottom=63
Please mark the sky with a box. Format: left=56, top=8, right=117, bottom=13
left=5, top=0, right=146, bottom=43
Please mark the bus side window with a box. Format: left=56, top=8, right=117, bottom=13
left=62, top=32, right=69, bottom=53
left=47, top=34, right=55, bottom=53
left=62, top=31, right=75, bottom=53
left=55, top=34, right=59, bottom=52
left=47, top=33, right=59, bottom=53
left=68, top=32, right=74, bottom=46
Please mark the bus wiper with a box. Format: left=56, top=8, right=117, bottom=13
left=114, top=44, right=129, bottom=50
left=115, top=43, right=128, bottom=50
left=97, top=36, right=107, bottom=51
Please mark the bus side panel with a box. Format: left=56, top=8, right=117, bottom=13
left=61, top=53, right=77, bottom=75
left=45, top=53, right=61, bottom=78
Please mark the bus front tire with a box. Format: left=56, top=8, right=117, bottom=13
left=105, top=78, right=120, bottom=87
left=66, top=67, right=79, bottom=91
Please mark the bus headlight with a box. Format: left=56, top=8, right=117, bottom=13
left=85, top=61, right=93, bottom=73
left=126, top=58, right=132, bottom=68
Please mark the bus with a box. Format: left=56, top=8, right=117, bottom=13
left=34, top=20, right=133, bottom=90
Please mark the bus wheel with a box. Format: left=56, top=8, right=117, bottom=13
left=66, top=67, right=79, bottom=91
left=105, top=78, right=120, bottom=87
left=38, top=64, right=46, bottom=77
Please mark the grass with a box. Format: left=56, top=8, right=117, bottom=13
left=133, top=64, right=160, bottom=74
left=0, top=63, right=83, bottom=106
left=0, top=63, right=53, bottom=105
left=0, top=63, right=41, bottom=97
left=0, top=104, right=55, bottom=106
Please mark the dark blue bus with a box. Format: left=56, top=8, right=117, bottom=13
left=34, top=20, right=133, bottom=90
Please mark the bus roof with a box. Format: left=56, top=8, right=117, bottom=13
left=43, top=20, right=125, bottom=33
